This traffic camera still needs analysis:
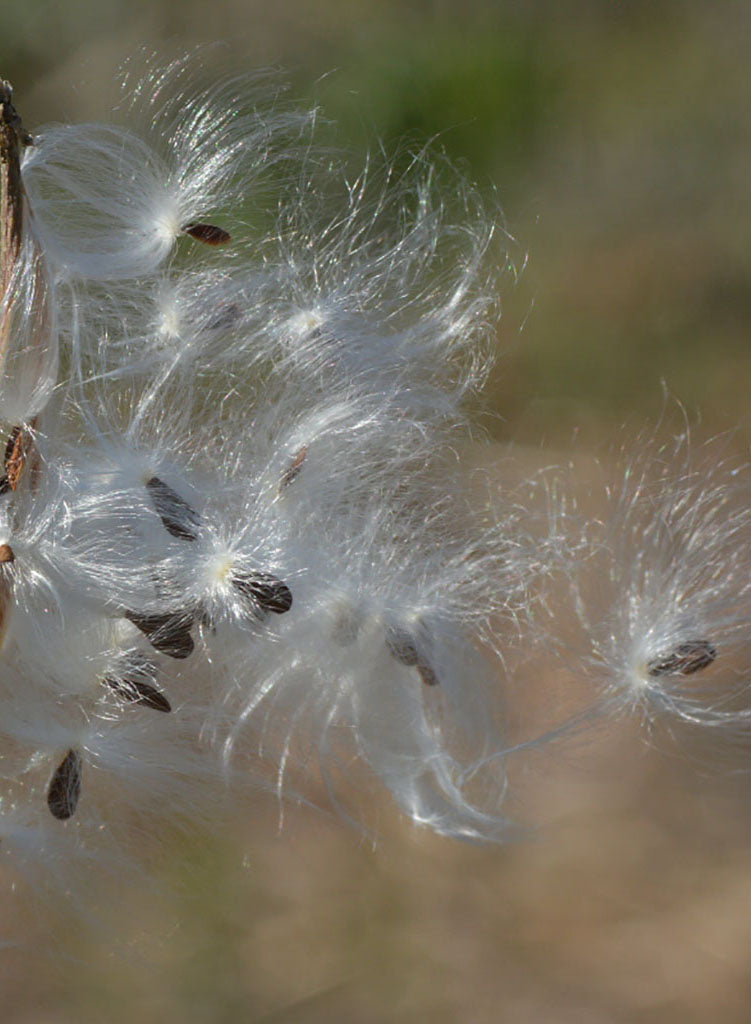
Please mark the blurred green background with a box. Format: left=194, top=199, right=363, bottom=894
left=2, top=3, right=751, bottom=1022
left=4, top=0, right=750, bottom=445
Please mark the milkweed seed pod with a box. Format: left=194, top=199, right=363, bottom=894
left=0, top=83, right=59, bottom=423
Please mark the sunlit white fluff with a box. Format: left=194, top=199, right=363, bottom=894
left=6, top=54, right=749, bottom=922
left=548, top=433, right=751, bottom=738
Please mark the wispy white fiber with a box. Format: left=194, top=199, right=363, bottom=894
left=0, top=58, right=747, bottom=916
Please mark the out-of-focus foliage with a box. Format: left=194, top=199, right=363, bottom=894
left=3, top=0, right=749, bottom=441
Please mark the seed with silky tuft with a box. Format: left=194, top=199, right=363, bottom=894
left=145, top=476, right=200, bottom=541
left=47, top=749, right=82, bottom=820
left=385, top=626, right=420, bottom=667
left=103, top=654, right=171, bottom=712
left=0, top=424, right=34, bottom=493
left=182, top=222, right=232, bottom=246
left=647, top=640, right=717, bottom=677
left=124, top=610, right=195, bottom=659
left=279, top=445, right=307, bottom=491
left=231, top=570, right=293, bottom=615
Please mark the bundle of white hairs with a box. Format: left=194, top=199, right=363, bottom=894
left=0, top=58, right=749, bottom=904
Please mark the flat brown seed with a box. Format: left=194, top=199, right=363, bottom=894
left=104, top=674, right=171, bottom=713
left=182, top=222, right=232, bottom=246
left=0, top=542, right=14, bottom=563
left=145, top=476, right=200, bottom=541
left=279, top=445, right=308, bottom=491
left=3, top=425, right=33, bottom=492
left=232, top=570, right=293, bottom=615
left=385, top=627, right=420, bottom=667
left=206, top=303, right=241, bottom=331
left=47, top=749, right=82, bottom=821
left=417, top=661, right=439, bottom=686
left=124, top=610, right=195, bottom=659
left=647, top=639, right=717, bottom=677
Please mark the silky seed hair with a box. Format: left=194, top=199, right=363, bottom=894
left=0, top=61, right=747, bottom=915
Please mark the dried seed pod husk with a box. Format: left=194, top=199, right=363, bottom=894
left=0, top=569, right=11, bottom=652
left=1, top=86, right=58, bottom=422
left=647, top=640, right=717, bottom=677
left=47, top=749, right=82, bottom=820
left=145, top=476, right=200, bottom=541
left=231, top=570, right=293, bottom=616
left=124, top=610, right=195, bottom=659
left=1, top=422, right=37, bottom=493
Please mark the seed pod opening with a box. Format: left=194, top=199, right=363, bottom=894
left=145, top=476, right=200, bottom=541
left=47, top=749, right=82, bottom=821
left=647, top=640, right=717, bottom=678
left=231, top=570, right=293, bottom=616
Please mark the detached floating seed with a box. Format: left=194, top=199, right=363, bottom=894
left=0, top=542, right=14, bottom=563
left=47, top=749, right=82, bottom=821
left=279, top=445, right=307, bottom=491
left=647, top=639, right=717, bottom=677
left=124, top=610, right=195, bottom=659
left=145, top=476, right=200, bottom=541
left=182, top=222, right=232, bottom=246
left=104, top=654, right=171, bottom=712
left=232, top=570, right=293, bottom=616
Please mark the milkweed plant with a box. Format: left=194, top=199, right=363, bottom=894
left=0, top=57, right=748, bottom=909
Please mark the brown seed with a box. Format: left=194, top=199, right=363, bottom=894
left=104, top=674, right=171, bottom=713
left=145, top=476, right=200, bottom=541
left=182, top=222, right=232, bottom=246
left=2, top=424, right=34, bottom=492
left=1, top=83, right=26, bottom=314
left=417, top=661, right=439, bottom=687
left=47, top=749, right=82, bottom=821
left=385, top=627, right=420, bottom=667
left=231, top=570, right=293, bottom=615
left=0, top=542, right=14, bottom=563
left=647, top=639, right=717, bottom=677
left=124, top=610, right=195, bottom=659
left=206, top=303, right=241, bottom=331
left=279, top=445, right=308, bottom=491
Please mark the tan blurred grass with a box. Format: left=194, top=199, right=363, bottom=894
left=0, top=3, right=750, bottom=1020
left=2, top=446, right=751, bottom=1023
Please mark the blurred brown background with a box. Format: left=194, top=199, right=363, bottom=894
left=2, top=2, right=751, bottom=1021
